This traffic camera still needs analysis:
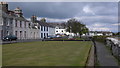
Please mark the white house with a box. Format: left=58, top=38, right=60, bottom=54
left=48, top=23, right=76, bottom=36
left=55, top=26, right=66, bottom=35
left=30, top=16, right=55, bottom=39
left=89, top=31, right=113, bottom=36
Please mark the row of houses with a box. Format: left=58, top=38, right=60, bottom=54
left=0, top=2, right=76, bottom=40
left=89, top=31, right=113, bottom=36
left=0, top=2, right=56, bottom=40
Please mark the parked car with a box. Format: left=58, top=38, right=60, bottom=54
left=2, top=35, right=17, bottom=41
left=68, top=35, right=75, bottom=40
left=47, top=35, right=56, bottom=39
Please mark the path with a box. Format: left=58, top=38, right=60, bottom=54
left=95, top=42, right=118, bottom=66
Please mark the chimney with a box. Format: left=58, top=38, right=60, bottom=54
left=31, top=15, right=37, bottom=23
left=40, top=18, right=46, bottom=23
left=0, top=2, right=8, bottom=13
left=14, top=7, right=23, bottom=17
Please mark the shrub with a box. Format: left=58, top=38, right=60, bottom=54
left=93, top=36, right=110, bottom=43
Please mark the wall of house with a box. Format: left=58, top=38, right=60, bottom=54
left=12, top=19, right=29, bottom=39
left=55, top=27, right=75, bottom=36
left=28, top=29, right=40, bottom=39
left=0, top=26, right=2, bottom=39
left=0, top=8, right=3, bottom=39
left=39, top=26, right=49, bottom=39
left=55, top=28, right=66, bottom=35
left=48, top=27, right=55, bottom=36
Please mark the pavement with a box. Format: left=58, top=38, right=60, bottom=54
left=86, top=44, right=95, bottom=66
left=95, top=41, right=118, bottom=66
left=0, top=39, right=42, bottom=45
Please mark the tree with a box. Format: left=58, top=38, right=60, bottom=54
left=78, top=25, right=89, bottom=38
left=40, top=18, right=46, bottom=23
left=66, top=18, right=89, bottom=38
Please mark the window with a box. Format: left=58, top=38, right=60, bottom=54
left=7, top=19, right=10, bottom=26
left=41, top=26, right=43, bottom=31
left=44, top=33, right=46, bottom=38
left=44, top=26, right=45, bottom=31
left=24, top=22, right=26, bottom=28
left=41, top=33, right=43, bottom=38
left=31, top=32, right=32, bottom=37
left=29, top=23, right=31, bottom=28
left=20, top=21, right=22, bottom=28
left=20, top=31, right=22, bottom=39
left=7, top=31, right=9, bottom=35
left=24, top=31, right=26, bottom=38
left=47, top=33, right=48, bottom=37
left=15, top=31, right=17, bottom=37
left=34, top=32, right=35, bottom=38
left=47, top=27, right=48, bottom=31
left=0, top=30, right=3, bottom=39
left=10, top=19, right=13, bottom=25
left=15, top=20, right=17, bottom=27
left=1, top=30, right=3, bottom=39
left=3, top=18, right=6, bottom=25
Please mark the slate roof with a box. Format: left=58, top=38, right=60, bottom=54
left=48, top=23, right=65, bottom=29
left=34, top=20, right=55, bottom=28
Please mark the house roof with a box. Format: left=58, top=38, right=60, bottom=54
left=48, top=23, right=65, bottom=29
left=34, top=21, right=55, bottom=28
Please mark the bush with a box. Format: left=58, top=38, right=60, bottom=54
left=93, top=36, right=110, bottom=43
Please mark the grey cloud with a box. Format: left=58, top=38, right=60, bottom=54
left=8, top=2, right=84, bottom=18
left=8, top=2, right=118, bottom=32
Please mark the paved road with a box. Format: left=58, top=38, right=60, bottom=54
left=0, top=39, right=42, bottom=45
left=95, top=42, right=118, bottom=66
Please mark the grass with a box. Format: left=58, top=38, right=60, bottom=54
left=0, top=45, right=2, bottom=67
left=3, top=41, right=92, bottom=66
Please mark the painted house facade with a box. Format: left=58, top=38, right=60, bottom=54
left=49, top=23, right=76, bottom=36
left=30, top=16, right=55, bottom=39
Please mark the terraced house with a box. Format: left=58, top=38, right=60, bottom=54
left=0, top=2, right=56, bottom=40
left=0, top=2, right=40, bottom=40
left=31, top=16, right=55, bottom=39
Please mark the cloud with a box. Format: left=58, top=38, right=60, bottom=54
left=8, top=2, right=118, bottom=32
left=92, top=23, right=104, bottom=27
left=89, top=27, right=110, bottom=31
left=26, top=17, right=70, bottom=23
left=111, top=23, right=120, bottom=26
left=83, top=5, right=95, bottom=15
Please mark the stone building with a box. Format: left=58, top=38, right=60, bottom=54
left=0, top=2, right=40, bottom=40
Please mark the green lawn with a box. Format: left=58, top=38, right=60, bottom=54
left=3, top=41, right=92, bottom=66
left=0, top=45, right=2, bottom=67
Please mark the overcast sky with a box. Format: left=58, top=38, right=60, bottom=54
left=8, top=2, right=118, bottom=32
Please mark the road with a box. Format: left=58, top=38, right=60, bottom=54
left=0, top=39, right=42, bottom=45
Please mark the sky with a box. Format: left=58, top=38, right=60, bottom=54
left=8, top=2, right=119, bottom=32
